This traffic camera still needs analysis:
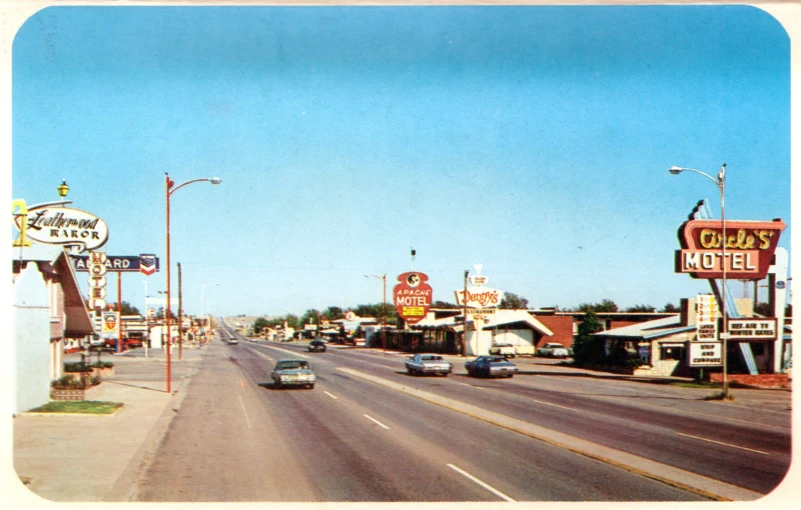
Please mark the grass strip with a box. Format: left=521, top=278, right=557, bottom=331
left=29, top=401, right=123, bottom=414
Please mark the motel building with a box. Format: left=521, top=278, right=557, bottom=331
left=591, top=295, right=791, bottom=387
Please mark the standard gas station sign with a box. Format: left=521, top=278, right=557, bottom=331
left=71, top=254, right=160, bottom=273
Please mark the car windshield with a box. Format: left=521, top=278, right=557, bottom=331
left=278, top=361, right=309, bottom=370
left=487, top=356, right=507, bottom=363
left=421, top=355, right=443, bottom=361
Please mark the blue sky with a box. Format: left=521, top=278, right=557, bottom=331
left=9, top=5, right=792, bottom=317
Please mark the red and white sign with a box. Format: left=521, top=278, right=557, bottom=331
left=87, top=251, right=108, bottom=310
left=393, top=272, right=432, bottom=325
left=675, top=219, right=786, bottom=280
left=455, top=286, right=504, bottom=308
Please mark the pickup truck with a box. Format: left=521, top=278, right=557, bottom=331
left=536, top=342, right=570, bottom=358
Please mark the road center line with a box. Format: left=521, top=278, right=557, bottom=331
left=264, top=345, right=308, bottom=359
left=530, top=399, right=577, bottom=411
left=363, top=414, right=390, bottom=429
left=447, top=464, right=516, bottom=502
left=676, top=433, right=769, bottom=455
left=324, top=391, right=339, bottom=400
left=238, top=396, right=252, bottom=429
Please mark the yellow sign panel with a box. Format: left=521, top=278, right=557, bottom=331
left=402, top=306, right=425, bottom=316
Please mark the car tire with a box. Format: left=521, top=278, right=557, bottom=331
left=274, top=380, right=281, bottom=389
left=308, top=384, right=314, bottom=389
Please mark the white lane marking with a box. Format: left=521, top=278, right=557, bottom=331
left=676, top=433, right=769, bottom=455
left=447, top=464, right=516, bottom=502
left=240, top=380, right=245, bottom=389
left=363, top=414, right=390, bottom=430
left=530, top=399, right=577, bottom=411
left=262, top=345, right=309, bottom=359
left=238, top=396, right=252, bottom=429
left=324, top=391, right=339, bottom=400
left=458, top=383, right=484, bottom=390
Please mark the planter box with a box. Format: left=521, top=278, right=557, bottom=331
left=50, top=383, right=105, bottom=401
left=91, top=366, right=115, bottom=378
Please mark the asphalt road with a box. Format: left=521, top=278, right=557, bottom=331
left=133, top=329, right=741, bottom=502
left=317, top=347, right=791, bottom=495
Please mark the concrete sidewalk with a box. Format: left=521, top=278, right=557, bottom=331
left=12, top=345, right=206, bottom=502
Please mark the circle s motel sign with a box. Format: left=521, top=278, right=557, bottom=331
left=393, top=272, right=432, bottom=325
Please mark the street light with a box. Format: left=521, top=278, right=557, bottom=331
left=201, top=282, right=219, bottom=324
left=365, top=274, right=387, bottom=352
left=669, top=163, right=729, bottom=398
left=165, top=173, right=221, bottom=393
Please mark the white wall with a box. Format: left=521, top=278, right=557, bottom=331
left=13, top=264, right=53, bottom=413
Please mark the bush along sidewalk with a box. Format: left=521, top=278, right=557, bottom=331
left=51, top=374, right=104, bottom=401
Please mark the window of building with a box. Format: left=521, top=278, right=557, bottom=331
left=660, top=344, right=685, bottom=361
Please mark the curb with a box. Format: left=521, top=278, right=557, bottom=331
left=102, top=373, right=195, bottom=502
left=337, top=367, right=764, bottom=502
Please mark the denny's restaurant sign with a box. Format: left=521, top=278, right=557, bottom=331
left=14, top=205, right=109, bottom=253
left=675, top=219, right=786, bottom=280
left=393, top=272, right=433, bottom=324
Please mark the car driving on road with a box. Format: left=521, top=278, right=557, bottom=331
left=307, top=339, right=327, bottom=352
left=404, top=353, right=453, bottom=376
left=464, top=355, right=519, bottom=378
left=271, top=359, right=316, bottom=389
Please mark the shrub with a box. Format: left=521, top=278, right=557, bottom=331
left=51, top=374, right=100, bottom=390
left=64, top=362, right=92, bottom=373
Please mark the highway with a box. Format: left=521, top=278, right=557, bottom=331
left=135, top=323, right=790, bottom=502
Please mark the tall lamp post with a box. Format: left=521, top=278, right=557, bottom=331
left=201, top=282, right=219, bottom=342
left=166, top=173, right=221, bottom=393
left=365, top=274, right=387, bottom=351
left=669, top=163, right=728, bottom=398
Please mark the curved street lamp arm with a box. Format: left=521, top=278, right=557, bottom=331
left=670, top=167, right=722, bottom=188
left=170, top=178, right=213, bottom=195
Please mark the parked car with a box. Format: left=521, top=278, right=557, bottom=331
left=227, top=338, right=239, bottom=345
left=404, top=353, right=453, bottom=376
left=271, top=359, right=316, bottom=389
left=464, top=355, right=519, bottom=378
left=536, top=342, right=570, bottom=358
left=489, top=343, right=516, bottom=358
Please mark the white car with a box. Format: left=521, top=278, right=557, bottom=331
left=489, top=343, right=516, bottom=358
left=537, top=342, right=570, bottom=358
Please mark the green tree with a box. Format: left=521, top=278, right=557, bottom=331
left=661, top=303, right=679, bottom=313
left=500, top=292, right=529, bottom=310
left=625, top=304, right=656, bottom=313
left=432, top=300, right=459, bottom=309
left=283, top=314, right=301, bottom=330
left=108, top=301, right=141, bottom=315
left=323, top=306, right=343, bottom=320
left=573, top=311, right=605, bottom=367
left=253, top=317, right=271, bottom=334
left=300, top=309, right=320, bottom=328
left=575, top=299, right=619, bottom=313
